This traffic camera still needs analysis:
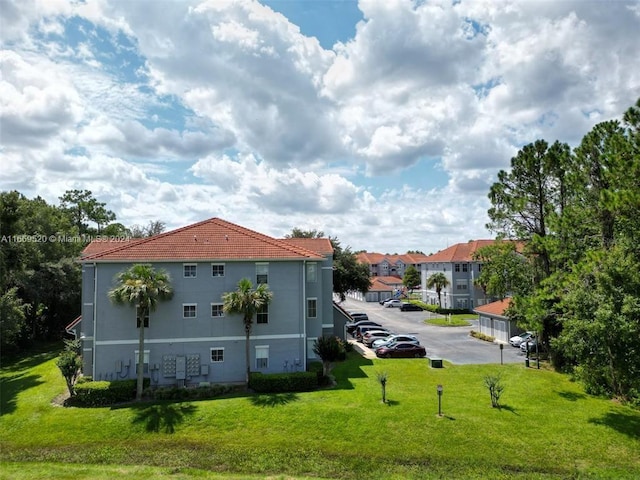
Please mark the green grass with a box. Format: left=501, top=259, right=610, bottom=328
left=425, top=313, right=474, bottom=326
left=2, top=346, right=640, bottom=479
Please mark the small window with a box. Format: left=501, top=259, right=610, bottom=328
left=306, top=262, right=317, bottom=283
left=136, top=306, right=149, bottom=328
left=456, top=280, right=468, bottom=290
left=256, top=304, right=268, bottom=324
left=183, top=304, right=197, bottom=318
left=211, top=304, right=224, bottom=317
left=211, top=263, right=225, bottom=277
left=462, top=264, right=468, bottom=272
left=307, top=298, right=317, bottom=318
left=134, top=349, right=150, bottom=373
left=256, top=262, right=269, bottom=284
left=183, top=264, right=197, bottom=278
left=255, top=345, right=269, bottom=369
left=210, top=348, right=224, bottom=362
left=454, top=264, right=460, bottom=272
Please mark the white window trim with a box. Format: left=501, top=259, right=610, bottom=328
left=256, top=262, right=269, bottom=284
left=255, top=345, right=269, bottom=370
left=211, top=303, right=225, bottom=317
left=307, top=297, right=318, bottom=319
left=183, top=263, right=197, bottom=278
left=183, top=303, right=197, bottom=318
left=211, top=263, right=225, bottom=277
left=306, top=262, right=317, bottom=283
left=210, top=347, right=224, bottom=363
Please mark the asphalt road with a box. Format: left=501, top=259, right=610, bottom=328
left=340, top=298, right=526, bottom=365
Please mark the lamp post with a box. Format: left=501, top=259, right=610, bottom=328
left=437, top=384, right=443, bottom=417
left=500, top=343, right=504, bottom=365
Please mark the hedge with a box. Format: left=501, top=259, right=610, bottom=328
left=249, top=371, right=318, bottom=393
left=74, top=378, right=149, bottom=407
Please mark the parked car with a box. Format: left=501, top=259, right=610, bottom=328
left=378, top=298, right=393, bottom=305
left=346, top=320, right=380, bottom=335
left=400, top=303, right=423, bottom=312
left=520, top=337, right=541, bottom=353
left=509, top=331, right=534, bottom=347
left=355, top=325, right=387, bottom=342
left=362, top=330, right=394, bottom=347
left=348, top=312, right=369, bottom=321
left=384, top=299, right=403, bottom=308
left=371, top=334, right=420, bottom=349
left=376, top=342, right=426, bottom=358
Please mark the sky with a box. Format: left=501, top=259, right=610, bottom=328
left=1, top=0, right=639, bottom=255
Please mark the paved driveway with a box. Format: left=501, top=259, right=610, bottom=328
left=341, top=298, right=525, bottom=365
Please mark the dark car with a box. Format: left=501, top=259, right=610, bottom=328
left=376, top=342, right=426, bottom=358
left=400, top=303, right=423, bottom=312
left=348, top=312, right=369, bottom=321
left=346, top=320, right=381, bottom=335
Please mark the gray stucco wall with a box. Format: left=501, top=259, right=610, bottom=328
left=81, top=259, right=329, bottom=385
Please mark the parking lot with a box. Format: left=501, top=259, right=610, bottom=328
left=341, top=298, right=525, bottom=365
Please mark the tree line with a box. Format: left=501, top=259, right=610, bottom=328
left=0, top=189, right=165, bottom=353
left=478, top=97, right=640, bottom=404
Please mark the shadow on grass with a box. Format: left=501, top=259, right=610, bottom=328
left=495, top=404, right=519, bottom=415
left=557, top=390, right=587, bottom=401
left=384, top=399, right=400, bottom=407
left=331, top=351, right=374, bottom=390
left=589, top=410, right=640, bottom=440
left=250, top=392, right=299, bottom=407
left=0, top=373, right=45, bottom=416
left=131, top=402, right=197, bottom=433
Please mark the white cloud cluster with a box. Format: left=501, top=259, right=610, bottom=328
left=1, top=0, right=639, bottom=255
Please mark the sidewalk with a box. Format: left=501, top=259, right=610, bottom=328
left=348, top=339, right=377, bottom=359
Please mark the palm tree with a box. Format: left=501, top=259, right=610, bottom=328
left=222, top=278, right=273, bottom=384
left=426, top=272, right=450, bottom=308
left=108, top=264, right=173, bottom=401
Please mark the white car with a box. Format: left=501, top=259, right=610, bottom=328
left=383, top=299, right=403, bottom=308
left=509, top=331, right=534, bottom=347
left=372, top=334, right=420, bottom=349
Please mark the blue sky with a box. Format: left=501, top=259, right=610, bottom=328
left=1, top=0, right=639, bottom=254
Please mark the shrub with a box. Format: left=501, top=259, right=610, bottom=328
left=149, top=384, right=234, bottom=401
left=470, top=330, right=495, bottom=342
left=74, top=378, right=150, bottom=407
left=484, top=374, right=505, bottom=408
left=249, top=371, right=318, bottom=393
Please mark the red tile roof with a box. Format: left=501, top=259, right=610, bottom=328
left=356, top=252, right=430, bottom=265
left=369, top=276, right=405, bottom=292
left=281, top=238, right=334, bottom=255
left=424, top=240, right=523, bottom=262
left=81, top=218, right=326, bottom=262
left=474, top=298, right=512, bottom=317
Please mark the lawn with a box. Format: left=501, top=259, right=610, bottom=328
left=1, top=344, right=640, bottom=479
left=424, top=313, right=474, bottom=327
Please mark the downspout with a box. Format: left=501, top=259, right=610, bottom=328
left=92, top=262, right=98, bottom=379
left=302, top=261, right=307, bottom=369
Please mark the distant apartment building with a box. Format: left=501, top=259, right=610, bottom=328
left=420, top=240, right=516, bottom=310
left=355, top=252, right=430, bottom=279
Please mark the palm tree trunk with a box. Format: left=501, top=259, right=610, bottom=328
left=136, top=307, right=146, bottom=401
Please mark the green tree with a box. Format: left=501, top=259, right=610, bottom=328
left=333, top=242, right=371, bottom=301
left=472, top=242, right=532, bottom=301
left=59, top=189, right=116, bottom=234
left=222, top=278, right=273, bottom=384
left=0, top=288, right=28, bottom=352
left=284, top=228, right=325, bottom=239
left=312, top=336, right=344, bottom=377
left=108, top=264, right=173, bottom=400
left=426, top=273, right=449, bottom=308
left=57, top=339, right=83, bottom=397
left=402, top=265, right=420, bottom=293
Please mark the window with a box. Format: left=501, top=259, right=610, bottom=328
left=307, top=298, right=317, bottom=318
left=256, top=304, right=269, bottom=324
left=256, top=262, right=269, bottom=284
left=136, top=306, right=149, bottom=328
left=462, top=263, right=468, bottom=272
left=183, top=304, right=197, bottom=318
left=211, top=263, right=225, bottom=277
left=456, top=280, right=468, bottom=290
left=306, top=262, right=317, bottom=283
left=211, top=304, right=224, bottom=317
left=183, top=264, right=197, bottom=278
left=454, top=264, right=460, bottom=272
left=255, top=345, right=269, bottom=369
left=134, top=349, right=150, bottom=374
left=210, top=348, right=224, bottom=362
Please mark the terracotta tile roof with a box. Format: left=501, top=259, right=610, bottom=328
left=356, top=252, right=430, bottom=265
left=424, top=240, right=523, bottom=262
left=281, top=238, right=334, bottom=255
left=81, top=218, right=325, bottom=262
left=474, top=298, right=512, bottom=317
